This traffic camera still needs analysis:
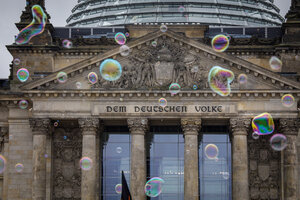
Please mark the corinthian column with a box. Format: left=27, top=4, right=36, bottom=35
left=78, top=118, right=99, bottom=200
left=29, top=118, right=50, bottom=200
left=181, top=118, right=201, bottom=200
left=230, top=118, right=251, bottom=200
left=279, top=119, right=299, bottom=200
left=127, top=118, right=148, bottom=200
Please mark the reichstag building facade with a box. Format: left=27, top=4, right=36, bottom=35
left=0, top=0, right=299, bottom=200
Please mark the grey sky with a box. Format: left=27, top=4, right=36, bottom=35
left=0, top=0, right=292, bottom=79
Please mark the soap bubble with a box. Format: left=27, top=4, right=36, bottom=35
left=54, top=122, right=59, bottom=127
left=0, top=155, right=6, bottom=174
left=76, top=82, right=82, bottom=89
left=160, top=25, right=167, bottom=32
left=169, top=83, right=181, bottom=95
left=56, top=72, right=68, bottom=83
left=63, top=136, right=67, bottom=140
left=17, top=68, right=29, bottom=82
left=15, top=5, right=47, bottom=45
left=191, top=66, right=199, bottom=73
left=151, top=41, right=157, bottom=47
left=116, top=147, right=122, bottom=154
left=80, top=157, right=93, bottom=171
left=114, top=32, right=126, bottom=45
left=125, top=32, right=130, bottom=37
left=119, top=45, right=130, bottom=56
left=252, top=132, right=259, bottom=140
left=193, top=85, right=198, bottom=90
left=158, top=98, right=167, bottom=107
left=178, top=6, right=185, bottom=12
left=211, top=34, right=230, bottom=52
left=15, top=163, right=24, bottom=173
left=62, top=39, right=73, bottom=49
left=100, top=59, right=122, bottom=81
left=205, top=144, right=219, bottom=160
left=145, top=177, right=164, bottom=197
left=252, top=112, right=274, bottom=135
left=269, top=56, right=282, bottom=71
left=115, top=184, right=122, bottom=194
left=270, top=134, right=287, bottom=151
left=13, top=58, right=21, bottom=65
left=222, top=172, right=230, bottom=180
left=281, top=94, right=295, bottom=108
left=18, top=100, right=29, bottom=109
left=88, top=72, right=98, bottom=84
left=238, top=74, right=247, bottom=85
left=208, top=66, right=234, bottom=96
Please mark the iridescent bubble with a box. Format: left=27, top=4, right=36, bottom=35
left=62, top=39, right=73, bottom=49
left=99, top=59, right=122, bottom=81
left=252, top=112, right=274, bottom=135
left=252, top=132, right=259, bottom=140
left=119, top=45, right=130, bottom=57
left=208, top=66, right=234, bottom=96
left=18, top=99, right=28, bottom=109
left=13, top=58, right=21, bottom=65
left=145, top=177, right=165, bottom=197
left=0, top=155, right=6, bottom=174
left=169, top=83, right=181, bottom=95
left=238, top=74, right=247, bottom=85
left=44, top=154, right=48, bottom=158
left=125, top=32, right=130, bottom=37
left=15, top=5, right=47, bottom=45
left=116, top=147, right=122, bottom=154
left=160, top=25, right=167, bottom=33
left=211, top=34, right=230, bottom=52
left=115, top=184, right=122, bottom=194
left=54, top=121, right=59, bottom=127
left=17, top=68, right=29, bottom=82
left=158, top=98, right=167, bottom=107
left=269, top=56, right=282, bottom=71
left=56, top=72, right=68, bottom=83
left=151, top=41, right=157, bottom=47
left=178, top=6, right=185, bottom=12
left=88, top=72, right=98, bottom=84
left=15, top=163, right=24, bottom=173
left=193, top=85, right=198, bottom=90
left=79, top=157, right=93, bottom=171
left=281, top=94, right=295, bottom=108
left=76, top=82, right=82, bottom=89
left=204, top=144, right=219, bottom=160
left=114, top=32, right=126, bottom=45
left=270, top=134, right=287, bottom=151
left=63, top=136, right=67, bottom=140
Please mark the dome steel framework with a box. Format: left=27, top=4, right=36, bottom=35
left=66, top=0, right=284, bottom=27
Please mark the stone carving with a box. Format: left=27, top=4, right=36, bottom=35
left=0, top=127, right=8, bottom=152
left=127, top=118, right=148, bottom=134
left=52, top=128, right=82, bottom=200
left=78, top=118, right=99, bottom=134
left=286, top=0, right=300, bottom=20
left=181, top=118, right=201, bottom=134
left=29, top=118, right=50, bottom=135
left=279, top=118, right=299, bottom=134
left=230, top=118, right=251, bottom=134
left=248, top=133, right=280, bottom=200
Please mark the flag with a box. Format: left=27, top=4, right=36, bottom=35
left=121, top=170, right=132, bottom=200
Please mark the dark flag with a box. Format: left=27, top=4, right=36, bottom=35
left=121, top=170, right=132, bottom=200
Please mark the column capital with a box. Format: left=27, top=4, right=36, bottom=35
left=230, top=118, right=251, bottom=135
left=279, top=118, right=299, bottom=135
left=78, top=118, right=99, bottom=135
left=29, top=118, right=50, bottom=135
left=127, top=118, right=148, bottom=135
left=181, top=118, right=201, bottom=135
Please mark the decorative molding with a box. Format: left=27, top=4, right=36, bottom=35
left=29, top=118, right=50, bottom=135
left=181, top=118, right=201, bottom=134
left=127, top=118, right=148, bottom=134
left=279, top=118, right=299, bottom=134
left=230, top=118, right=251, bottom=135
left=78, top=118, right=99, bottom=135
left=0, top=127, right=8, bottom=151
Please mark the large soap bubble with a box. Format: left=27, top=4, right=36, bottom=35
left=211, top=34, right=229, bottom=52
left=270, top=134, right=287, bottom=151
left=17, top=68, right=30, bottom=82
left=281, top=94, right=295, bottom=108
left=208, top=66, right=234, bottom=96
left=205, top=144, right=219, bottom=160
left=252, top=112, right=274, bottom=135
left=269, top=56, right=282, bottom=71
left=114, top=32, right=126, bottom=45
left=115, top=184, right=122, bottom=194
left=145, top=177, right=164, bottom=197
left=99, top=59, right=122, bottom=81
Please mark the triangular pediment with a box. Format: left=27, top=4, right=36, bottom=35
left=20, top=30, right=300, bottom=91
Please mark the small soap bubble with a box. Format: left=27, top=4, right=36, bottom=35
left=56, top=72, right=68, bottom=83
left=151, top=41, right=157, bottom=47
left=119, top=45, right=130, bottom=57
left=145, top=177, right=164, bottom=197
left=169, top=83, right=181, bottom=95
left=63, top=136, right=67, bottom=140
left=54, top=121, right=59, bottom=127
left=211, top=34, right=230, bottom=52
left=76, top=82, right=82, bottom=89
left=158, top=98, right=167, bottom=107
left=62, top=39, right=73, bottom=48
left=116, top=147, right=122, bottom=154
left=238, top=74, right=247, bottom=85
left=17, top=68, right=29, bottom=82
left=115, top=184, right=122, bottom=194
left=13, top=58, right=21, bottom=65
left=80, top=157, right=93, bottom=171
left=222, top=172, right=230, bottom=180
left=178, top=6, right=185, bottom=12
left=125, top=32, right=130, bottom=37
left=269, top=56, right=282, bottom=71
left=252, top=132, right=259, bottom=140
left=0, top=155, right=6, bottom=174
left=88, top=72, right=98, bottom=84
left=208, top=66, right=234, bottom=96
left=114, top=32, right=127, bottom=45
left=205, top=144, right=219, bottom=160
left=18, top=99, right=29, bottom=109
left=100, top=59, right=122, bottom=81
left=15, top=163, right=24, bottom=173
left=44, top=154, right=48, bottom=158
left=270, top=134, right=287, bottom=151
left=281, top=94, right=295, bottom=108
left=252, top=112, right=274, bottom=135
left=193, top=85, right=198, bottom=90
left=160, top=25, right=167, bottom=33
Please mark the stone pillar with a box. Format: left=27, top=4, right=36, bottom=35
left=127, top=118, right=148, bottom=200
left=29, top=118, right=50, bottom=200
left=279, top=119, right=299, bottom=200
left=78, top=118, right=99, bottom=200
left=230, top=118, right=251, bottom=200
left=1, top=127, right=9, bottom=200
left=181, top=118, right=201, bottom=200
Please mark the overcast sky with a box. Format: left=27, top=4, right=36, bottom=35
left=0, top=0, right=292, bottom=79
